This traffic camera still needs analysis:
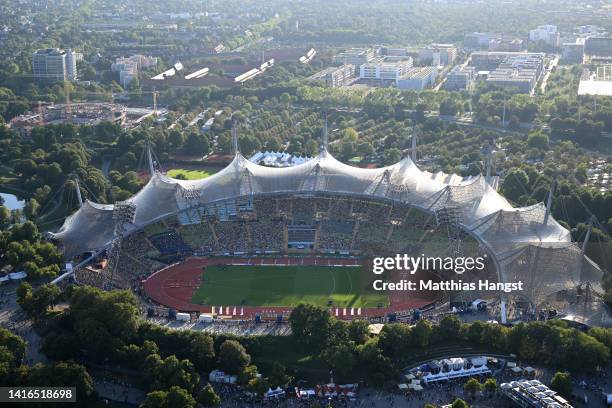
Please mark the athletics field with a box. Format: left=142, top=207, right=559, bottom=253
left=191, top=264, right=389, bottom=308
left=142, top=257, right=438, bottom=316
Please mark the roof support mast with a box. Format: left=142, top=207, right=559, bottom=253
left=147, top=141, right=155, bottom=176
left=581, top=215, right=596, bottom=253
left=74, top=177, right=83, bottom=208
left=543, top=178, right=556, bottom=226
left=232, top=120, right=240, bottom=156
left=411, top=126, right=417, bottom=162
left=321, top=114, right=328, bottom=153
left=485, top=154, right=492, bottom=180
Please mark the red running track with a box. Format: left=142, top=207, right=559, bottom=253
left=142, top=256, right=436, bottom=318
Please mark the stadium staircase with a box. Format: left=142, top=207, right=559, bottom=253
left=350, top=218, right=361, bottom=250
left=283, top=225, right=289, bottom=252
left=209, top=223, right=219, bottom=249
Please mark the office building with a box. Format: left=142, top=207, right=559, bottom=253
left=419, top=44, right=457, bottom=66
left=486, top=68, right=539, bottom=93
left=561, top=40, right=585, bottom=63
left=465, top=32, right=500, bottom=49
left=471, top=52, right=545, bottom=72
left=577, top=25, right=603, bottom=36
left=529, top=25, right=560, bottom=47
left=381, top=47, right=407, bottom=57
left=443, top=66, right=476, bottom=91
left=111, top=55, right=158, bottom=88
left=333, top=48, right=376, bottom=69
left=584, top=36, right=612, bottom=57
left=32, top=48, right=80, bottom=81
left=66, top=50, right=82, bottom=81
left=489, top=38, right=523, bottom=52
left=483, top=52, right=545, bottom=94
left=310, top=64, right=355, bottom=88
left=396, top=67, right=438, bottom=90
left=359, top=60, right=413, bottom=85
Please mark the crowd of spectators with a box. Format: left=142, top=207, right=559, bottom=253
left=148, top=230, right=191, bottom=254
left=250, top=220, right=284, bottom=251
left=254, top=198, right=277, bottom=219
left=179, top=223, right=216, bottom=254
left=291, top=199, right=315, bottom=223
left=214, top=221, right=250, bottom=252
left=73, top=195, right=467, bottom=289
left=318, top=219, right=354, bottom=251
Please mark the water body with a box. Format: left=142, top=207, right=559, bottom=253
left=0, top=193, right=25, bottom=210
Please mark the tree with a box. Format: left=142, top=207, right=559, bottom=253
left=267, top=362, right=290, bottom=388
left=166, top=386, right=197, bottom=408
left=10, top=221, right=40, bottom=243
left=247, top=377, right=270, bottom=396
left=384, top=148, right=402, bottom=165
left=143, top=354, right=199, bottom=393
left=527, top=131, right=549, bottom=150
left=218, top=340, right=250, bottom=374
left=463, top=378, right=481, bottom=398
left=0, top=327, right=26, bottom=373
left=16, top=282, right=34, bottom=315
left=502, top=168, right=529, bottom=203
left=185, top=132, right=210, bottom=155
left=0, top=205, right=9, bottom=229
left=438, top=314, right=462, bottom=340
left=467, top=320, right=486, bottom=344
left=23, top=199, right=39, bottom=220
left=29, top=284, right=61, bottom=317
left=412, top=320, right=432, bottom=347
left=289, top=304, right=332, bottom=350
left=168, top=130, right=185, bottom=150
left=321, top=341, right=356, bottom=378
left=27, top=362, right=94, bottom=407
left=197, top=383, right=221, bottom=407
left=356, top=339, right=395, bottom=384
left=347, top=320, right=370, bottom=345
left=378, top=324, right=411, bottom=361
left=550, top=372, right=572, bottom=398
left=439, top=99, right=460, bottom=116
left=483, top=378, right=497, bottom=394
left=142, top=390, right=168, bottom=408
left=237, top=365, right=259, bottom=385
left=188, top=333, right=215, bottom=370
left=451, top=399, right=469, bottom=408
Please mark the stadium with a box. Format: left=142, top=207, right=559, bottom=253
left=49, top=127, right=604, bottom=321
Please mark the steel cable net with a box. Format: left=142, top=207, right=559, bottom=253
left=52, top=201, right=116, bottom=257
left=127, top=172, right=181, bottom=225
left=499, top=243, right=603, bottom=304
left=470, top=203, right=572, bottom=254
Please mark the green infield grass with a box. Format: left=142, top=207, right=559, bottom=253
left=191, top=264, right=389, bottom=308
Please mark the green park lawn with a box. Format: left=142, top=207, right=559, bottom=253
left=167, top=168, right=214, bottom=180
left=191, top=264, right=388, bottom=308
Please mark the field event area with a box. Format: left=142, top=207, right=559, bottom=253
left=191, top=264, right=387, bottom=308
